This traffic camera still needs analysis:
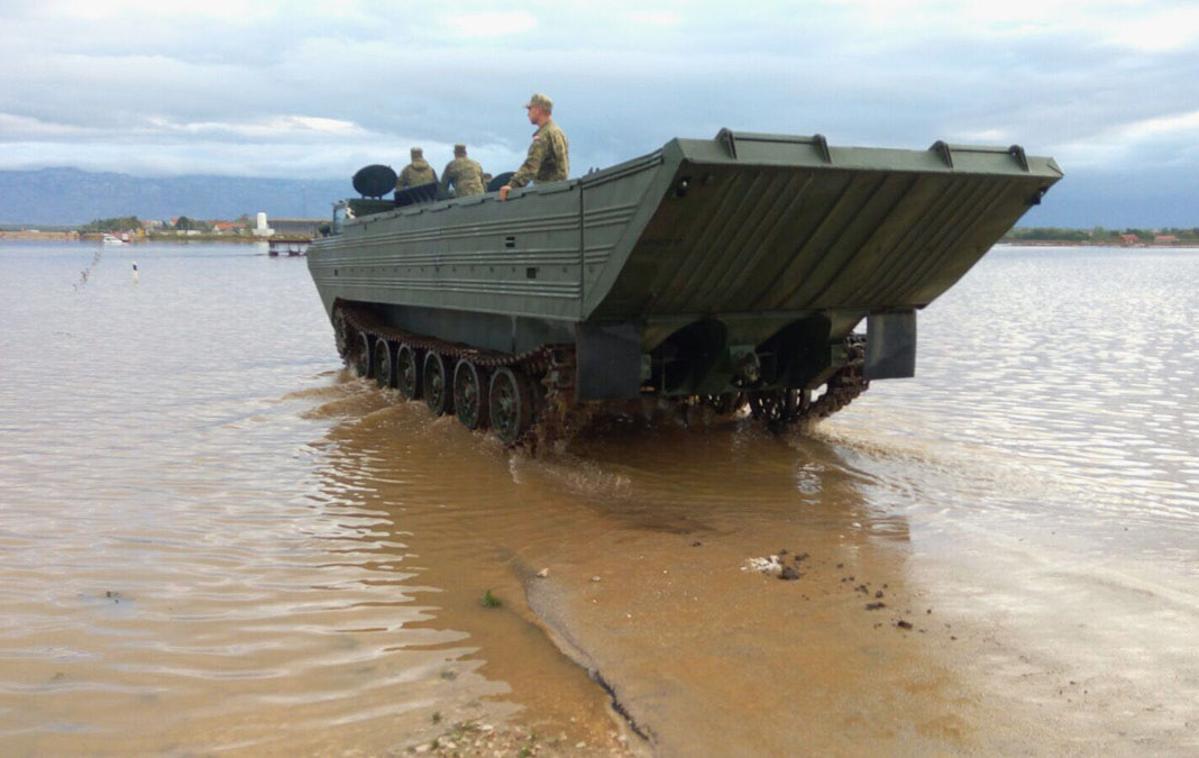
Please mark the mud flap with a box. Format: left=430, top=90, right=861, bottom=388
left=576, top=322, right=642, bottom=400
left=865, top=310, right=917, bottom=380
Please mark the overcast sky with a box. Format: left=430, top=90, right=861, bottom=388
left=2, top=0, right=1197, bottom=225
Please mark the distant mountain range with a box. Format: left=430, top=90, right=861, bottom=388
left=0, top=167, right=350, bottom=225
left=1, top=165, right=1193, bottom=230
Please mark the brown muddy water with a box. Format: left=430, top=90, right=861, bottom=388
left=1, top=241, right=1197, bottom=756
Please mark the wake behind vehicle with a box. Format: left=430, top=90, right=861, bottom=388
left=307, top=129, right=1062, bottom=444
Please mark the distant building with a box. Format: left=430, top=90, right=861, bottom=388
left=1154, top=234, right=1179, bottom=245
left=253, top=211, right=274, bottom=237
left=1119, top=233, right=1139, bottom=245
left=269, top=217, right=325, bottom=237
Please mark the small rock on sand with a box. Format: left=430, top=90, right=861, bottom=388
left=536, top=568, right=549, bottom=578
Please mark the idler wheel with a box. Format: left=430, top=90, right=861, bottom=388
left=396, top=344, right=422, bottom=399
left=373, top=338, right=394, bottom=388
left=453, top=360, right=489, bottom=430
left=352, top=331, right=372, bottom=379
left=489, top=367, right=533, bottom=444
left=333, top=307, right=354, bottom=361
left=422, top=352, right=454, bottom=416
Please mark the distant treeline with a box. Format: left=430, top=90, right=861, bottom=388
left=78, top=216, right=144, bottom=233
left=1005, top=226, right=1199, bottom=243
left=78, top=215, right=250, bottom=233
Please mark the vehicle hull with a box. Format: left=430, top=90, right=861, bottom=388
left=309, top=131, right=1061, bottom=401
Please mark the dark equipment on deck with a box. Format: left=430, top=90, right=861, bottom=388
left=486, top=172, right=515, bottom=193
left=394, top=182, right=440, bottom=208
left=351, top=164, right=398, bottom=199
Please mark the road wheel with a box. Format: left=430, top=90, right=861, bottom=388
left=423, top=352, right=453, bottom=416
left=373, top=338, right=394, bottom=388
left=396, top=344, right=422, bottom=399
left=489, top=367, right=533, bottom=444
left=453, top=360, right=489, bottom=430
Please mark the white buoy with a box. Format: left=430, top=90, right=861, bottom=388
left=132, top=261, right=139, bottom=284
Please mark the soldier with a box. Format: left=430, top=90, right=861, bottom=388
left=499, top=93, right=569, bottom=201
left=439, top=144, right=486, bottom=198
left=397, top=147, right=437, bottom=188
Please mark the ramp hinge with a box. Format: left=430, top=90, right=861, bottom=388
left=715, top=127, right=737, bottom=159
left=1008, top=144, right=1030, bottom=172
left=930, top=140, right=953, bottom=168
left=812, top=134, right=832, bottom=163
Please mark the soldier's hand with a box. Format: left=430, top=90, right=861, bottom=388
left=498, top=185, right=511, bottom=201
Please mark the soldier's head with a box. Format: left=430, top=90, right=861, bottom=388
left=410, top=147, right=423, bottom=160
left=454, top=144, right=467, bottom=157
left=525, top=93, right=553, bottom=125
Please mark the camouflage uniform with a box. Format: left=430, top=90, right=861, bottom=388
left=440, top=151, right=486, bottom=197
left=398, top=149, right=438, bottom=188
left=508, top=119, right=569, bottom=188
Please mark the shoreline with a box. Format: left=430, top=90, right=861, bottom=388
left=0, top=231, right=268, bottom=244
left=4, top=230, right=1197, bottom=250
left=1000, top=239, right=1199, bottom=248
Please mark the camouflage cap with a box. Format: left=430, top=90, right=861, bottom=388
left=454, top=143, right=467, bottom=155
left=410, top=147, right=423, bottom=158
left=524, top=93, right=553, bottom=112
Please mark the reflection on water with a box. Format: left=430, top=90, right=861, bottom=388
left=1, top=242, right=1197, bottom=754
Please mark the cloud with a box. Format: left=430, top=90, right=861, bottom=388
left=439, top=11, right=538, bottom=38
left=0, top=0, right=1197, bottom=225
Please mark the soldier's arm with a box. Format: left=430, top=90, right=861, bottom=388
left=439, top=164, right=453, bottom=194
left=398, top=167, right=410, bottom=189
left=551, top=132, right=569, bottom=178
left=508, top=138, right=546, bottom=189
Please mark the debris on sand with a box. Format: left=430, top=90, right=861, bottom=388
left=865, top=602, right=886, bottom=611
left=896, top=620, right=913, bottom=630
left=744, top=550, right=813, bottom=581
left=743, top=555, right=784, bottom=576
left=536, top=568, right=549, bottom=578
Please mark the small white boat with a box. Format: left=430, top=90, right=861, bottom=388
left=101, top=234, right=128, bottom=246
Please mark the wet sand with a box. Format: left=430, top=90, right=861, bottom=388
left=2, top=243, right=1197, bottom=755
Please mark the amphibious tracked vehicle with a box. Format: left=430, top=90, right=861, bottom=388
left=307, top=129, right=1061, bottom=444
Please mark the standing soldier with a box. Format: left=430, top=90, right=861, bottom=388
left=439, top=144, right=486, bottom=198
left=499, top=93, right=569, bottom=201
left=397, top=147, right=437, bottom=188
